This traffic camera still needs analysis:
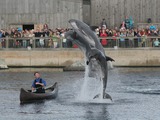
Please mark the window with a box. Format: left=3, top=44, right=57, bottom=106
left=23, top=24, right=34, bottom=30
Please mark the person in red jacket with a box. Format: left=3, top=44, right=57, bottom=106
left=100, top=29, right=108, bottom=47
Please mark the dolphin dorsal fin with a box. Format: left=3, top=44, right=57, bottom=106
left=106, top=56, right=115, bottom=62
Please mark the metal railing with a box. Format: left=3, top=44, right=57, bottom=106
left=0, top=36, right=159, bottom=49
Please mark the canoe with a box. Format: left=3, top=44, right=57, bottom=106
left=20, top=82, right=58, bottom=104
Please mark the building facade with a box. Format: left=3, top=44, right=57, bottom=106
left=0, top=0, right=160, bottom=29
left=89, top=0, right=160, bottom=28
left=0, top=0, right=83, bottom=29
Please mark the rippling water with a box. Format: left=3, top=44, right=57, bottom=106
left=0, top=67, right=160, bottom=120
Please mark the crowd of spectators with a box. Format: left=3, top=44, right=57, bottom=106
left=0, top=24, right=69, bottom=48
left=97, top=17, right=160, bottom=48
left=0, top=18, right=160, bottom=48
left=96, top=24, right=160, bottom=48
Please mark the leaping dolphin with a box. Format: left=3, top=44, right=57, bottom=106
left=65, top=19, right=114, bottom=100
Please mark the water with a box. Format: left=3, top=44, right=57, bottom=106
left=77, top=63, right=104, bottom=101
left=0, top=67, right=160, bottom=120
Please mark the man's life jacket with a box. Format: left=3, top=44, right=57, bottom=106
left=34, top=78, right=45, bottom=93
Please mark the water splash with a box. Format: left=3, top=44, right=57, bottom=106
left=77, top=60, right=105, bottom=102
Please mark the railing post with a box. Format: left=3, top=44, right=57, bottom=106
left=33, top=37, right=35, bottom=48
left=6, top=36, right=9, bottom=48
left=116, top=38, right=119, bottom=47
left=146, top=36, right=148, bottom=47
left=60, top=37, right=62, bottom=48
left=0, top=38, right=1, bottom=48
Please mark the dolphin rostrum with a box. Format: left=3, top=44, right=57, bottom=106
left=65, top=19, right=114, bottom=100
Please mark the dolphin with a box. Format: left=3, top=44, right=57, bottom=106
left=68, top=19, right=104, bottom=53
left=65, top=19, right=114, bottom=100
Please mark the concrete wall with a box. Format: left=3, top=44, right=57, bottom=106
left=82, top=0, right=91, bottom=25
left=1, top=48, right=160, bottom=68
left=107, top=48, right=160, bottom=67
left=0, top=0, right=82, bottom=29
left=90, top=0, right=160, bottom=28
left=1, top=0, right=160, bottom=29
left=0, top=58, right=8, bottom=68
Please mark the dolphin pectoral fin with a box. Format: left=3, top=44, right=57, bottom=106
left=103, top=92, right=112, bottom=101
left=106, top=56, right=115, bottom=62
left=86, top=55, right=94, bottom=65
left=93, top=94, right=101, bottom=99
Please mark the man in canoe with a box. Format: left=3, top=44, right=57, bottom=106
left=31, top=72, right=46, bottom=93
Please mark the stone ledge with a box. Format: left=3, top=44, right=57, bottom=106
left=0, top=59, right=8, bottom=69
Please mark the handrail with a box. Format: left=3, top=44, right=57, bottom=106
left=0, top=36, right=159, bottom=40
left=0, top=36, right=159, bottom=49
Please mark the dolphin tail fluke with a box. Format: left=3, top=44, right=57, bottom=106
left=93, top=94, right=100, bottom=99
left=103, top=92, right=112, bottom=101
left=106, top=56, right=115, bottom=62
left=93, top=93, right=112, bottom=101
